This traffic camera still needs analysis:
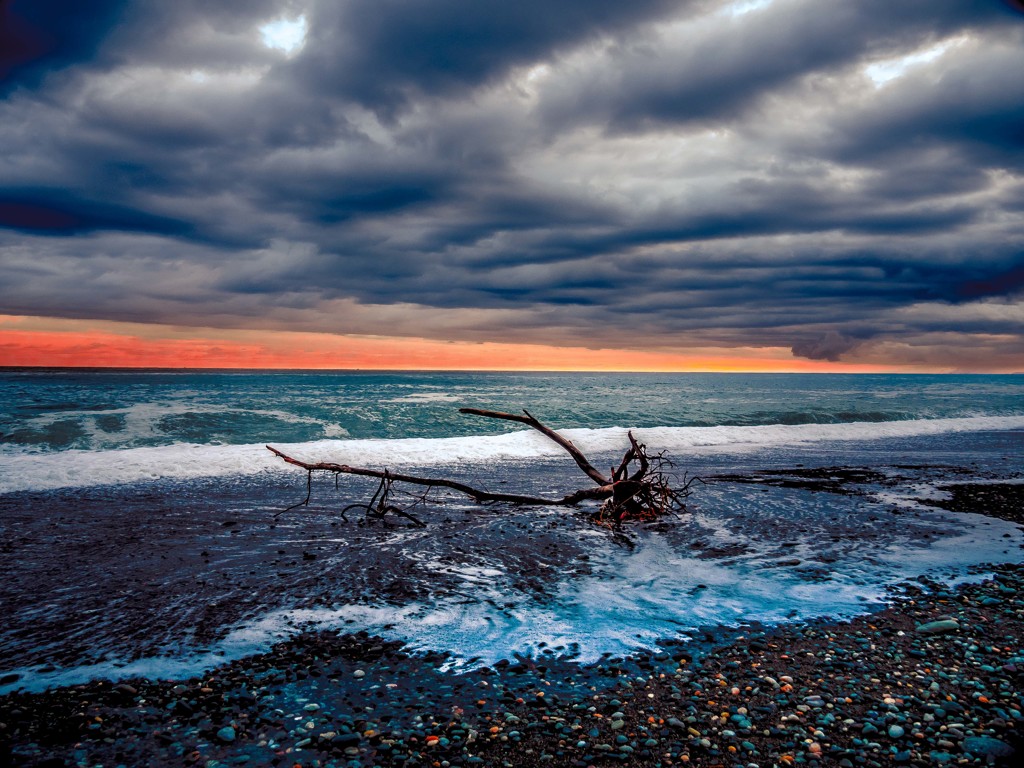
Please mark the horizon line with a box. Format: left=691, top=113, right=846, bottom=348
left=2, top=365, right=1019, bottom=375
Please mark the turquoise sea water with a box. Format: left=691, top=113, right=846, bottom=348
left=3, top=369, right=1023, bottom=452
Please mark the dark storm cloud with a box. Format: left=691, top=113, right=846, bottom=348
left=0, top=0, right=128, bottom=93
left=821, top=35, right=1024, bottom=171
left=0, top=0, right=1022, bottom=368
left=958, top=261, right=1024, bottom=299
left=0, top=188, right=192, bottom=236
left=289, top=0, right=689, bottom=115
left=791, top=332, right=863, bottom=363
left=537, top=0, right=1023, bottom=133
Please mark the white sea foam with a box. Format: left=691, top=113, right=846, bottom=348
left=6, top=400, right=349, bottom=451
left=2, top=415, right=1023, bottom=493
left=385, top=392, right=465, bottom=404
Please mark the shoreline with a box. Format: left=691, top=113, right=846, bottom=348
left=2, top=567, right=1021, bottom=767
left=2, top=486, right=1022, bottom=767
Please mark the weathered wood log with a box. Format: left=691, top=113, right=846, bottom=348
left=267, top=407, right=695, bottom=525
left=266, top=444, right=614, bottom=507
left=457, top=407, right=610, bottom=485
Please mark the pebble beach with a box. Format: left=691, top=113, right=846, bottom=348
left=2, top=484, right=1021, bottom=768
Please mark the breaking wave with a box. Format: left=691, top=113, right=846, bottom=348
left=3, top=414, right=1023, bottom=494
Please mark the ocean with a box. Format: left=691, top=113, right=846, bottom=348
left=1, top=369, right=1023, bottom=693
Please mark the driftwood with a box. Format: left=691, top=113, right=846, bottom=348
left=267, top=407, right=696, bottom=526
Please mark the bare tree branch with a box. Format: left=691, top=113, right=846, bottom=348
left=458, top=407, right=609, bottom=485
left=266, top=445, right=614, bottom=507
left=267, top=408, right=696, bottom=527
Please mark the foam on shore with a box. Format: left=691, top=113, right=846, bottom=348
left=2, top=415, right=1023, bottom=493
left=3, top=507, right=1021, bottom=694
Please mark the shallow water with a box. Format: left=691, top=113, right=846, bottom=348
left=2, top=427, right=1021, bottom=693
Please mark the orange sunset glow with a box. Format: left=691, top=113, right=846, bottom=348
left=0, top=315, right=906, bottom=372
left=2, top=2, right=1023, bottom=377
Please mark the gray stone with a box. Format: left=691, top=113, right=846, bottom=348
left=333, top=732, right=360, bottom=747
left=216, top=726, right=236, bottom=743
left=915, top=620, right=959, bottom=635
left=963, top=736, right=1015, bottom=760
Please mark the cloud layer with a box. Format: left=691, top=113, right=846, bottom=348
left=1, top=0, right=1022, bottom=369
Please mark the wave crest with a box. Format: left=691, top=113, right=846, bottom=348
left=2, top=415, right=1024, bottom=493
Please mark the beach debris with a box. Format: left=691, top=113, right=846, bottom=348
left=267, top=407, right=697, bottom=526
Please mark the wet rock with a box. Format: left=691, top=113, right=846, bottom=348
left=333, top=732, right=360, bottom=747
left=216, top=726, right=236, bottom=743
left=963, top=735, right=1015, bottom=760
left=915, top=619, right=959, bottom=635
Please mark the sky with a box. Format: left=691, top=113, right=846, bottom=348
left=0, top=0, right=1022, bottom=371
